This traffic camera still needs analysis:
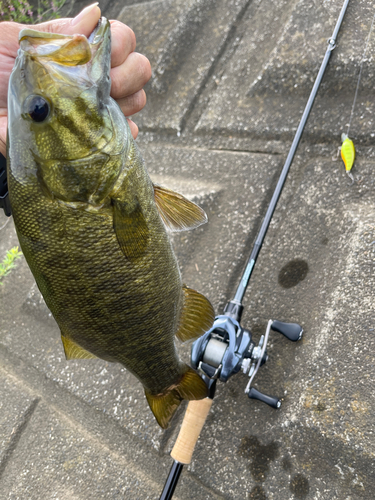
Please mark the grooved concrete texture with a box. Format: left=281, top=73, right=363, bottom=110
left=1, top=0, right=374, bottom=499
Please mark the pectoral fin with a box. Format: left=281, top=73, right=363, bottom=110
left=61, top=336, right=97, bottom=360
left=153, top=184, right=207, bottom=232
left=175, top=286, right=215, bottom=343
left=113, top=198, right=149, bottom=259
left=145, top=366, right=208, bottom=428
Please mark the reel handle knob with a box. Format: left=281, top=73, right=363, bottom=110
left=271, top=320, right=303, bottom=342
left=248, top=387, right=281, bottom=408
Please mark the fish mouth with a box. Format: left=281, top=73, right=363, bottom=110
left=18, top=17, right=110, bottom=66
left=88, top=17, right=108, bottom=45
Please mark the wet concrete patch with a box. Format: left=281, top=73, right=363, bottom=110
left=248, top=484, right=268, bottom=500
left=278, top=259, right=309, bottom=289
left=238, top=435, right=279, bottom=482
left=281, top=455, right=293, bottom=472
left=284, top=422, right=375, bottom=499
left=290, top=473, right=310, bottom=499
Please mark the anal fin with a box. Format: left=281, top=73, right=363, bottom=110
left=61, top=335, right=97, bottom=360
left=145, top=389, right=180, bottom=430
left=176, top=286, right=215, bottom=343
left=145, top=366, right=208, bottom=429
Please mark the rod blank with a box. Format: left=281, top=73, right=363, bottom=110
left=234, top=0, right=350, bottom=304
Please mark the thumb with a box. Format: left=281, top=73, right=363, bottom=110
left=35, top=3, right=101, bottom=37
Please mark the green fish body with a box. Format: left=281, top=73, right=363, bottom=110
left=7, top=18, right=214, bottom=428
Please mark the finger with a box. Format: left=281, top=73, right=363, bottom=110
left=110, top=20, right=136, bottom=68
left=116, top=89, right=147, bottom=117
left=39, top=10, right=138, bottom=72
left=127, top=118, right=139, bottom=139
left=36, top=3, right=101, bottom=36
left=0, top=21, right=30, bottom=58
left=110, top=52, right=151, bottom=100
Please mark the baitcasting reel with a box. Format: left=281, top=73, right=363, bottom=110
left=191, top=300, right=303, bottom=408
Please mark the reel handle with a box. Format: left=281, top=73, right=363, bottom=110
left=271, top=320, right=303, bottom=342
left=247, top=387, right=281, bottom=408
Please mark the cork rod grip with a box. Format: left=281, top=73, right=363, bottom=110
left=171, top=398, right=213, bottom=465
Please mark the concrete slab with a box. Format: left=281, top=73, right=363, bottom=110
left=117, top=0, right=251, bottom=133
left=0, top=370, right=39, bottom=476
left=1, top=0, right=375, bottom=499
left=0, top=381, right=161, bottom=500
left=0, top=344, right=223, bottom=500
left=196, top=0, right=375, bottom=143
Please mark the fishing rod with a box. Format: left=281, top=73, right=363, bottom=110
left=160, top=0, right=350, bottom=498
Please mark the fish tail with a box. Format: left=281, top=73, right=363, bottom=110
left=145, top=366, right=208, bottom=429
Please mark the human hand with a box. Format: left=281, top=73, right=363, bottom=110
left=0, top=3, right=151, bottom=156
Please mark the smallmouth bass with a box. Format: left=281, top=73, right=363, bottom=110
left=7, top=17, right=214, bottom=428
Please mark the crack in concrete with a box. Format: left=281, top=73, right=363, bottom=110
left=0, top=395, right=40, bottom=479
left=0, top=346, right=226, bottom=500
left=179, top=0, right=255, bottom=134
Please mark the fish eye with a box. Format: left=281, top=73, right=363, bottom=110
left=24, top=95, right=50, bottom=123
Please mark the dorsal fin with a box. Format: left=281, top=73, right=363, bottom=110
left=153, top=184, right=207, bottom=232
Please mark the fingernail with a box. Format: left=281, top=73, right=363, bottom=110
left=71, top=2, right=99, bottom=26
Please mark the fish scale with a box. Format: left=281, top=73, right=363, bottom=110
left=7, top=17, right=214, bottom=428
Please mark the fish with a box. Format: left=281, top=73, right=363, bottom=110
left=7, top=17, right=214, bottom=429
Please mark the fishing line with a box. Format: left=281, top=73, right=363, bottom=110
left=346, top=11, right=375, bottom=137
left=341, top=10, right=375, bottom=184
left=0, top=217, right=10, bottom=231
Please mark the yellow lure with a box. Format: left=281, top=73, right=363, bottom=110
left=341, top=133, right=355, bottom=172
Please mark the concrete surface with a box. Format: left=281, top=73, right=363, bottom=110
left=1, top=0, right=374, bottom=499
